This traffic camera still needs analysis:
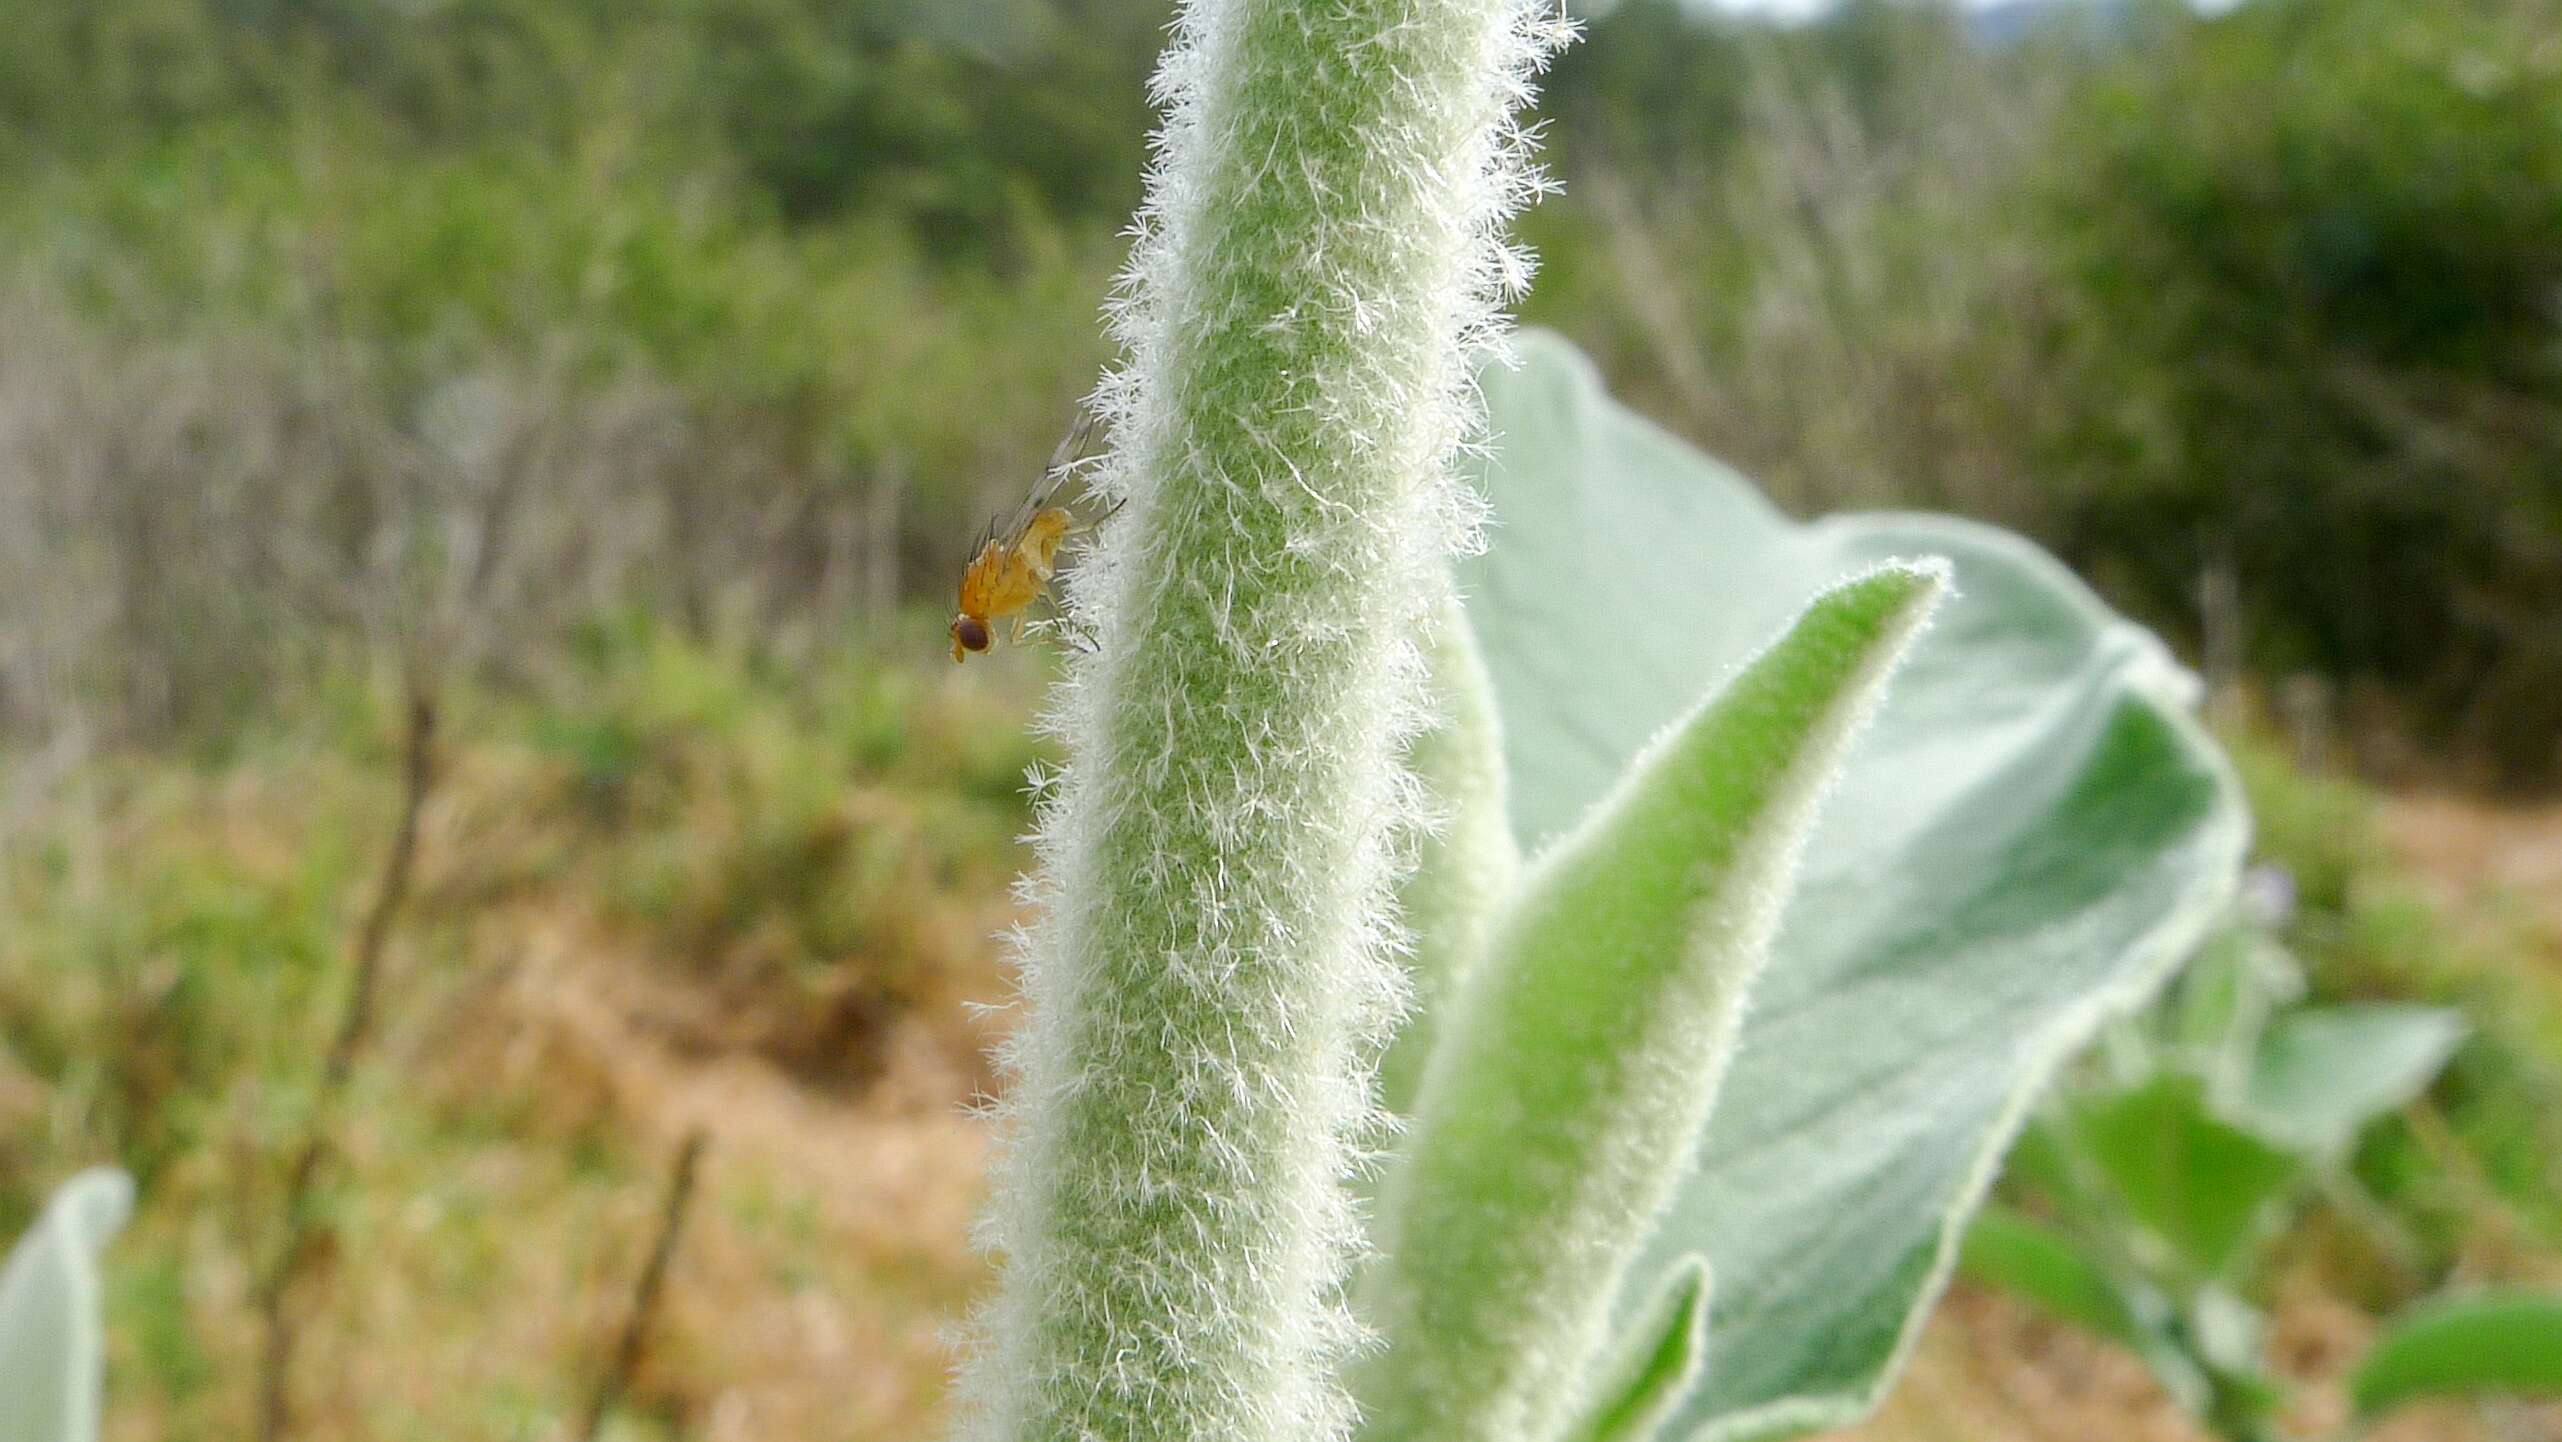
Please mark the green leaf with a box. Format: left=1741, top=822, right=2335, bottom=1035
left=0, top=1169, right=135, bottom=1442
left=1958, top=1208, right=2209, bottom=1412
left=1993, top=1117, right=2082, bottom=1205
left=2351, top=1291, right=2562, bottom=1419
left=2241, top=1004, right=2464, bottom=1163
left=1960, top=1208, right=2145, bottom=1347
left=1566, top=1257, right=1715, bottom=1442
left=1377, top=581, right=1522, bottom=1121
left=1456, top=332, right=2248, bottom=1441
left=1357, top=565, right=1948, bottom=1442
left=2070, top=1075, right=2302, bottom=1281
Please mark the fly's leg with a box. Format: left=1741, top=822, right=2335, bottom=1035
left=1055, top=494, right=1128, bottom=550
left=1028, top=592, right=1103, bottom=654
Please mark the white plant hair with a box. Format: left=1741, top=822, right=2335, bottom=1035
left=949, top=3, right=1573, bottom=1441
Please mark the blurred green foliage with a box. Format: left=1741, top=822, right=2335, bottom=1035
left=1536, top=0, right=2562, bottom=782
left=1, top=0, right=2556, bottom=777
left=0, top=0, right=1161, bottom=248
left=2038, top=0, right=2562, bottom=778
left=1987, top=901, right=2459, bottom=1437
left=1968, top=732, right=2562, bottom=1437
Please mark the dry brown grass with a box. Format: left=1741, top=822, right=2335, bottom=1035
left=7, top=665, right=1029, bottom=1442
left=442, top=905, right=1002, bottom=1441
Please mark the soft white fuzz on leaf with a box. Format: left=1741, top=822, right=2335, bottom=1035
left=1563, top=1256, right=1713, bottom=1442
left=1376, top=582, right=1520, bottom=1121
left=1354, top=563, right=1948, bottom=1442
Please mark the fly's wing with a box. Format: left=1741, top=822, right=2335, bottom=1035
left=995, top=410, right=1101, bottom=546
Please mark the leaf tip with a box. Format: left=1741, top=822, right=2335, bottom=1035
left=1561, top=1255, right=1715, bottom=1442
left=1857, top=553, right=1955, bottom=611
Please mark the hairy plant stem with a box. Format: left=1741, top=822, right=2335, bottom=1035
left=952, top=3, right=1563, bottom=1441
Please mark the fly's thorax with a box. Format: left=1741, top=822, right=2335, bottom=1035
left=1017, top=508, right=1074, bottom=572
left=959, top=539, right=1035, bottom=619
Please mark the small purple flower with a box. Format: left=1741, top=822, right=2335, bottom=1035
left=2242, top=863, right=2297, bottom=930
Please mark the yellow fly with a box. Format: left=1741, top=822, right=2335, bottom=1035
left=950, top=414, right=1113, bottom=663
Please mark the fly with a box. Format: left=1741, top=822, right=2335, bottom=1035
left=951, top=412, right=1116, bottom=663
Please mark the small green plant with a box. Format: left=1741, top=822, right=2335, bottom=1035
left=948, top=6, right=2245, bottom=1442
left=1965, top=883, right=2562, bottom=1440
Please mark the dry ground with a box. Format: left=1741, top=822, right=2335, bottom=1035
left=2379, top=795, right=2562, bottom=957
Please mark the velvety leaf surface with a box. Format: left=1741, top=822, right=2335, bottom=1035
left=1458, top=332, right=2248, bottom=1441
left=0, top=1168, right=134, bottom=1442
left=1566, top=1257, right=1714, bottom=1442
left=1357, top=567, right=1942, bottom=1442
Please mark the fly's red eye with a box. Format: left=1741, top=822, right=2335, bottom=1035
left=954, top=616, right=992, bottom=652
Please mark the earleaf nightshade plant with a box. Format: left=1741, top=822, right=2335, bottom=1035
left=947, top=5, right=2247, bottom=1442
left=1962, top=896, right=2562, bottom=1441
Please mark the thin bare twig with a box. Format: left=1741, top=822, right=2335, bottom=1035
left=255, top=689, right=439, bottom=1442
left=1583, top=161, right=1722, bottom=428
left=578, top=1130, right=712, bottom=1442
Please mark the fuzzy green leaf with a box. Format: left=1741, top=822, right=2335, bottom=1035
left=1567, top=1257, right=1715, bottom=1442
left=1358, top=564, right=1946, bottom=1442
left=2241, top=1004, right=2464, bottom=1163
left=2350, top=1291, right=2562, bottom=1419
left=1453, top=332, right=2248, bottom=1441
left=0, top=1169, right=134, bottom=1442
left=1377, top=584, right=1522, bottom=1121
